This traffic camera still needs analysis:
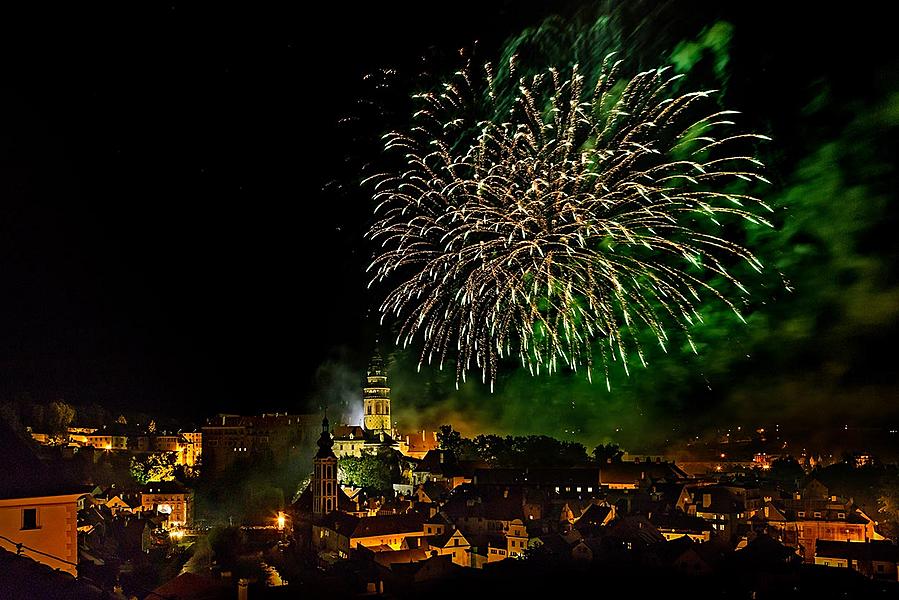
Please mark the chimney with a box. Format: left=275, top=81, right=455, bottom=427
left=703, top=494, right=712, bottom=508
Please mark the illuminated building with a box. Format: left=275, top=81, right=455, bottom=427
left=313, top=512, right=427, bottom=558
left=153, top=433, right=200, bottom=468
left=313, top=417, right=338, bottom=516
left=398, top=429, right=438, bottom=460
left=752, top=480, right=879, bottom=562
left=362, top=353, right=391, bottom=435
left=84, top=423, right=129, bottom=450
left=441, top=485, right=530, bottom=561
left=141, top=481, right=193, bottom=529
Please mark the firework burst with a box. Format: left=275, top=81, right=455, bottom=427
left=366, top=54, right=771, bottom=389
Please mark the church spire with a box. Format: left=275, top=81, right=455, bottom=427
left=315, top=416, right=335, bottom=459
left=313, top=415, right=337, bottom=515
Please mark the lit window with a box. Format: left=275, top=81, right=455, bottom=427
left=577, top=487, right=582, bottom=493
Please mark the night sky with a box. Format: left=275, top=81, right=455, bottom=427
left=1, top=3, right=897, bottom=444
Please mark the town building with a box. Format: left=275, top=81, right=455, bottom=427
left=313, top=512, right=427, bottom=560
left=815, top=540, right=899, bottom=579
left=201, top=412, right=320, bottom=473
left=140, top=481, right=193, bottom=529
left=0, top=420, right=88, bottom=576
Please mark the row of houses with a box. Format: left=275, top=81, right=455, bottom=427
left=30, top=424, right=202, bottom=467
left=291, top=422, right=897, bottom=593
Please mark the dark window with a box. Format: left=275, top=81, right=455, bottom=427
left=22, top=509, right=38, bottom=530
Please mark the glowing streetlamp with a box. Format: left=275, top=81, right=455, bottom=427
left=276, top=511, right=286, bottom=531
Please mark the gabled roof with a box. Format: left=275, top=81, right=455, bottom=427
left=426, top=529, right=469, bottom=549
left=602, top=516, right=666, bottom=546
left=576, top=503, right=614, bottom=527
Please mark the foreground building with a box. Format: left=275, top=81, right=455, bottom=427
left=0, top=421, right=88, bottom=576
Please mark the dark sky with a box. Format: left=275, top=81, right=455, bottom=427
left=1, top=2, right=897, bottom=438
left=0, top=2, right=560, bottom=418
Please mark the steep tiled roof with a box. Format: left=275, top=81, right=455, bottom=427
left=600, top=461, right=688, bottom=485
left=441, top=484, right=525, bottom=521
left=649, top=511, right=712, bottom=534
left=321, top=512, right=425, bottom=539
left=692, top=487, right=746, bottom=514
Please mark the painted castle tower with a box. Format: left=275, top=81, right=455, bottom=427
left=362, top=353, right=391, bottom=435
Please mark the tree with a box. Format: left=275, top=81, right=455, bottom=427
left=767, top=456, right=805, bottom=485
left=46, top=401, right=76, bottom=435
left=338, top=449, right=399, bottom=492
left=593, top=443, right=624, bottom=464
left=436, top=425, right=462, bottom=454
left=877, top=475, right=899, bottom=540
left=130, top=453, right=176, bottom=484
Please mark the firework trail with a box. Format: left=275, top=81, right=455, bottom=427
left=366, top=54, right=771, bottom=390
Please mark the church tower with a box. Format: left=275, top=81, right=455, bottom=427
left=362, top=353, right=391, bottom=435
left=312, top=417, right=337, bottom=516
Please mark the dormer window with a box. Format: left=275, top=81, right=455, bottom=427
left=838, top=513, right=845, bottom=519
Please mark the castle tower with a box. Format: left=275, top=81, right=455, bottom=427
left=312, top=417, right=337, bottom=516
left=362, top=353, right=391, bottom=435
